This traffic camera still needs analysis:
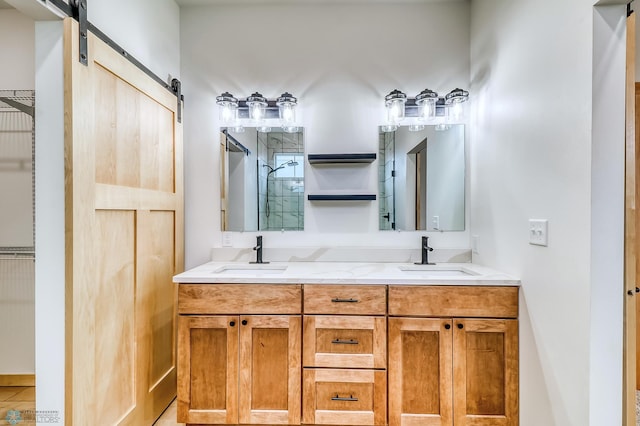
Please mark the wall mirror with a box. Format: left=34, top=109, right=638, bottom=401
left=221, top=127, right=305, bottom=232
left=379, top=124, right=465, bottom=231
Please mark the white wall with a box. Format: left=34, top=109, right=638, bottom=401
left=180, top=1, right=471, bottom=268
left=470, top=0, right=625, bottom=424
left=0, top=10, right=34, bottom=88
left=89, top=0, right=180, bottom=82
left=0, top=8, right=35, bottom=376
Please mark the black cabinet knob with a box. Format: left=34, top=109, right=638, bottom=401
left=242, top=319, right=248, bottom=326
left=457, top=323, right=464, bottom=329
left=229, top=321, right=235, bottom=327
left=444, top=324, right=451, bottom=330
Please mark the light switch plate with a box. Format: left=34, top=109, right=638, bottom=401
left=529, top=219, right=548, bottom=246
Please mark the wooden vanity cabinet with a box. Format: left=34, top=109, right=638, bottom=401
left=177, top=284, right=302, bottom=425
left=176, top=282, right=519, bottom=426
left=388, top=286, right=519, bottom=426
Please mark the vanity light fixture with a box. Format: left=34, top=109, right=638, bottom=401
left=215, top=92, right=239, bottom=126
left=381, top=87, right=469, bottom=130
left=217, top=91, right=300, bottom=130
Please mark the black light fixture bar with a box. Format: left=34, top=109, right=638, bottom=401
left=236, top=100, right=280, bottom=119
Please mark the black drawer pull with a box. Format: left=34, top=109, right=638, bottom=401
left=331, top=298, right=359, bottom=303
left=331, top=339, right=359, bottom=345
left=331, top=394, right=358, bottom=402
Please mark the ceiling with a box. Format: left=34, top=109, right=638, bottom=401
left=0, top=0, right=13, bottom=9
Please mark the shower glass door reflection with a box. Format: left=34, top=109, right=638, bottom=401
left=257, top=130, right=304, bottom=231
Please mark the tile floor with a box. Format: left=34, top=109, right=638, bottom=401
left=0, top=387, right=36, bottom=425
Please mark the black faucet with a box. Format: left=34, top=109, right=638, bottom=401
left=251, top=235, right=269, bottom=264
left=415, top=236, right=435, bottom=265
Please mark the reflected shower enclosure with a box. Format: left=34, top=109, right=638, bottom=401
left=257, top=130, right=304, bottom=231
left=221, top=127, right=304, bottom=232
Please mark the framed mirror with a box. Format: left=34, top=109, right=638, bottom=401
left=221, top=127, right=305, bottom=232
left=379, top=124, right=464, bottom=231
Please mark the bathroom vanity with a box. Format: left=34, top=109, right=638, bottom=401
left=173, top=262, right=519, bottom=426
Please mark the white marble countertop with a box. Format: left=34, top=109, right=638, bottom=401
left=173, top=261, right=520, bottom=286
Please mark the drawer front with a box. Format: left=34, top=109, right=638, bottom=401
left=388, top=285, right=518, bottom=318
left=304, top=316, right=386, bottom=369
left=178, top=284, right=302, bottom=314
left=303, top=368, right=386, bottom=425
left=304, top=285, right=386, bottom=315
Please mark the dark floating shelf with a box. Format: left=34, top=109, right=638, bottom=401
left=308, top=194, right=376, bottom=201
left=308, top=153, right=376, bottom=164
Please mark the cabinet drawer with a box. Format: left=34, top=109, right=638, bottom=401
left=178, top=284, right=302, bottom=314
left=388, top=285, right=518, bottom=318
left=304, top=285, right=386, bottom=315
left=303, top=369, right=386, bottom=425
left=304, top=316, right=386, bottom=369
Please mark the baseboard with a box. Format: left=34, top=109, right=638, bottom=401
left=0, top=374, right=35, bottom=386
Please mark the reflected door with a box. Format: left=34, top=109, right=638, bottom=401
left=379, top=132, right=395, bottom=230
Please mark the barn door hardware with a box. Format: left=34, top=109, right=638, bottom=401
left=70, top=0, right=88, bottom=66
left=48, top=0, right=183, bottom=122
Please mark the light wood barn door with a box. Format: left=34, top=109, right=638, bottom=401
left=63, top=18, right=183, bottom=425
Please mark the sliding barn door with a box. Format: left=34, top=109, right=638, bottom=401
left=64, top=18, right=183, bottom=425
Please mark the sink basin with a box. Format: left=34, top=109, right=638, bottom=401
left=398, top=265, right=478, bottom=277
left=213, top=264, right=288, bottom=275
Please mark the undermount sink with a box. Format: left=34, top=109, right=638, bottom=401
left=398, top=265, right=479, bottom=277
left=212, top=264, right=288, bottom=275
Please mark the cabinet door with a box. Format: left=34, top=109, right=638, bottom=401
left=239, top=315, right=302, bottom=425
left=388, top=318, right=453, bottom=426
left=453, top=319, right=518, bottom=426
left=177, top=316, right=238, bottom=424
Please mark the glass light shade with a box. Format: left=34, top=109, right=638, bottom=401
left=444, top=88, right=469, bottom=122
left=246, top=92, right=268, bottom=122
left=257, top=125, right=272, bottom=133
left=231, top=124, right=245, bottom=133
left=385, top=89, right=406, bottom=124
left=381, top=124, right=398, bottom=133
left=408, top=124, right=425, bottom=132
left=447, top=102, right=464, bottom=122
left=216, top=92, right=238, bottom=125
left=415, top=89, right=438, bottom=122
left=277, top=92, right=298, bottom=126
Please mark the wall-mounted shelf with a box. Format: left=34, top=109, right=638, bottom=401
left=308, top=194, right=376, bottom=201
left=308, top=153, right=376, bottom=164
